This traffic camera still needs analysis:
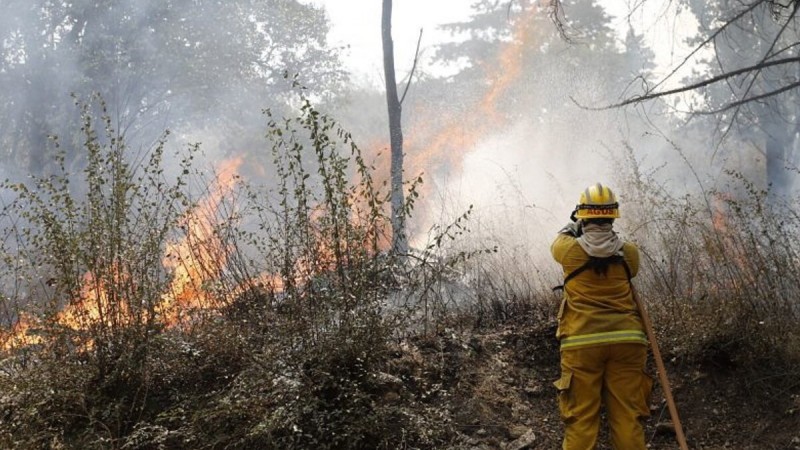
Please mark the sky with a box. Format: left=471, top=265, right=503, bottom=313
left=308, top=1, right=698, bottom=87
left=307, top=0, right=474, bottom=86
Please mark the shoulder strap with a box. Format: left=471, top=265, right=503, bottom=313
left=552, top=253, right=632, bottom=292
left=619, top=256, right=632, bottom=281
left=551, top=259, right=593, bottom=292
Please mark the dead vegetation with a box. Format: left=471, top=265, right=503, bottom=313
left=0, top=96, right=799, bottom=449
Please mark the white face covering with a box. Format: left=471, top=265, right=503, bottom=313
left=577, top=222, right=624, bottom=258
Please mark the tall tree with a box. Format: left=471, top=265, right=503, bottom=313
left=382, top=0, right=408, bottom=254
left=685, top=0, right=800, bottom=198
left=0, top=0, right=346, bottom=176
left=553, top=0, right=800, bottom=198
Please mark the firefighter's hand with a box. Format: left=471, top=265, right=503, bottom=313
left=558, top=221, right=582, bottom=237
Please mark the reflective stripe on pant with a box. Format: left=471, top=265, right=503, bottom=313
left=554, top=343, right=652, bottom=450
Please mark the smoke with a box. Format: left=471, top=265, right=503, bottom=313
left=0, top=0, right=344, bottom=185
left=0, top=0, right=787, bottom=282
left=331, top=0, right=778, bottom=273
left=409, top=76, right=630, bottom=258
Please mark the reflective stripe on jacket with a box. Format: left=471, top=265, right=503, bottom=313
left=551, top=233, right=646, bottom=350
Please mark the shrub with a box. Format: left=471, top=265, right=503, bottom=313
left=617, top=143, right=800, bottom=373
left=0, top=94, right=198, bottom=447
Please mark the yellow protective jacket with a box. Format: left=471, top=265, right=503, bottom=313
left=551, top=233, right=647, bottom=350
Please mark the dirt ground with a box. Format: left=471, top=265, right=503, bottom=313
left=386, top=319, right=800, bottom=450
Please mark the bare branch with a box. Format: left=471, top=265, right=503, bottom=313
left=734, top=2, right=798, bottom=107
left=711, top=2, right=799, bottom=156
left=577, top=56, right=800, bottom=110
left=547, top=0, right=577, bottom=42
left=399, top=28, right=423, bottom=105
left=701, top=79, right=800, bottom=114
left=650, top=1, right=763, bottom=93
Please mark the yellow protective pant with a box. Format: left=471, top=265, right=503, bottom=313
left=554, top=343, right=652, bottom=450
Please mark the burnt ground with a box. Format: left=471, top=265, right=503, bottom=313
left=383, top=319, right=800, bottom=450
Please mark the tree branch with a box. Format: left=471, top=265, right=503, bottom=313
left=649, top=0, right=763, bottom=93
left=578, top=56, right=800, bottom=110
left=399, top=28, right=423, bottom=105
left=700, top=79, right=800, bottom=114
left=711, top=2, right=799, bottom=154
left=547, top=0, right=576, bottom=42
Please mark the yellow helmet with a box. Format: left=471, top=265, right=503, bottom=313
left=574, top=183, right=620, bottom=219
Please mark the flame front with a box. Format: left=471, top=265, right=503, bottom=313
left=1, top=157, right=245, bottom=350
left=3, top=4, right=543, bottom=352
left=363, top=5, right=540, bottom=230
left=410, top=6, right=537, bottom=176
left=159, top=157, right=243, bottom=325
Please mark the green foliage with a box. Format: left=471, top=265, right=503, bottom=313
left=2, top=87, right=798, bottom=449
left=0, top=93, right=197, bottom=448
left=0, top=89, right=476, bottom=449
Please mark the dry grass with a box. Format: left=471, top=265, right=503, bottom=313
left=0, top=97, right=797, bottom=448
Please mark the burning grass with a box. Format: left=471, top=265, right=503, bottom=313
left=0, top=96, right=798, bottom=448
left=617, top=150, right=800, bottom=378
left=0, top=93, right=461, bottom=449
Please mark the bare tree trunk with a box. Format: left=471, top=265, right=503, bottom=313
left=382, top=0, right=408, bottom=255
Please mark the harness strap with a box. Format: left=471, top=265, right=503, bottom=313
left=552, top=254, right=631, bottom=292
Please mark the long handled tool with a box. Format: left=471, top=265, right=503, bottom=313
left=632, top=287, right=689, bottom=450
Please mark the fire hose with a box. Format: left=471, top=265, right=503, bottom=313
left=632, top=286, right=689, bottom=450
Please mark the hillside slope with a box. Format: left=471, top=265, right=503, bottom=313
left=386, top=319, right=800, bottom=450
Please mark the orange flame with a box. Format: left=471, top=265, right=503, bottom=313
left=2, top=269, right=133, bottom=352
left=3, top=5, right=544, bottom=352
left=410, top=6, right=537, bottom=174
left=1, top=158, right=245, bottom=350
left=159, top=157, right=243, bottom=325
left=362, top=5, right=540, bottom=235
left=1, top=313, right=43, bottom=351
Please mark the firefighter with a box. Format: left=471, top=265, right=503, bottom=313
left=551, top=183, right=652, bottom=450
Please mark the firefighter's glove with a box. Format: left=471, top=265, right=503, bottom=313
left=558, top=221, right=582, bottom=237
